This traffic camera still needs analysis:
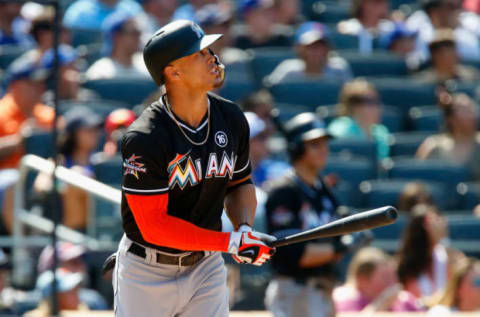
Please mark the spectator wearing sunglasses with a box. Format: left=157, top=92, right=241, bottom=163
left=327, top=79, right=390, bottom=160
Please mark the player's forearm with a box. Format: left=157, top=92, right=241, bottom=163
left=224, top=183, right=256, bottom=230
left=298, top=243, right=335, bottom=268
left=0, top=134, right=22, bottom=160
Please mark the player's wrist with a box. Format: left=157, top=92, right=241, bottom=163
left=237, top=223, right=252, bottom=232
left=227, top=231, right=242, bottom=254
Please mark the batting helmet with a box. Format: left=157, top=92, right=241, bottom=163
left=284, top=112, right=331, bottom=160
left=143, top=20, right=223, bottom=86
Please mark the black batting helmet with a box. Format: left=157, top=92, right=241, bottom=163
left=284, top=112, right=332, bottom=161
left=143, top=20, right=223, bottom=86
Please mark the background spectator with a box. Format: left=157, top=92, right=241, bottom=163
left=406, top=0, right=480, bottom=61
left=42, top=44, right=97, bottom=102
left=233, top=0, right=293, bottom=49
left=24, top=270, right=88, bottom=317
left=0, top=1, right=33, bottom=47
left=398, top=181, right=434, bottom=213
left=413, top=29, right=480, bottom=83
left=136, top=0, right=176, bottom=46
left=172, top=0, right=218, bottom=22
left=337, top=0, right=394, bottom=54
left=397, top=205, right=451, bottom=299
left=33, top=106, right=103, bottom=232
left=86, top=13, right=148, bottom=80
left=333, top=247, right=424, bottom=312
left=101, top=108, right=136, bottom=158
left=63, top=0, right=142, bottom=31
left=265, top=21, right=352, bottom=86
left=416, top=93, right=480, bottom=180
left=37, top=242, right=107, bottom=310
left=0, top=54, right=52, bottom=170
left=273, top=0, right=300, bottom=25
left=428, top=257, right=480, bottom=313
left=328, top=79, right=391, bottom=160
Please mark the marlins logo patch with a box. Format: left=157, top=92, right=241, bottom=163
left=123, top=154, right=147, bottom=179
left=168, top=151, right=201, bottom=190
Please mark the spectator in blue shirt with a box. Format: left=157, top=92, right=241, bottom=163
left=0, top=1, right=33, bottom=47
left=63, top=0, right=142, bottom=31
left=173, top=0, right=215, bottom=22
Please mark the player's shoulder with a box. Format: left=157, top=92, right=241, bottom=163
left=208, top=92, right=245, bottom=119
left=264, top=172, right=298, bottom=196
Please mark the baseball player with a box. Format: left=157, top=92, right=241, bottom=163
left=264, top=113, right=347, bottom=317
left=112, top=20, right=276, bottom=317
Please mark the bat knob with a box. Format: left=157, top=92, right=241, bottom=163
left=384, top=206, right=398, bottom=223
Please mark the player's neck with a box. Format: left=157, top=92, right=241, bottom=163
left=165, top=89, right=209, bottom=128
left=293, top=163, right=317, bottom=187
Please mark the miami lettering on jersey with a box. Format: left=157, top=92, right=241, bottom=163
left=168, top=151, right=235, bottom=190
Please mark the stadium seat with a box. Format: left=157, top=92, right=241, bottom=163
left=248, top=47, right=295, bottom=86
left=70, top=28, right=102, bottom=47
left=93, top=155, right=123, bottom=185
left=324, top=154, right=376, bottom=186
left=371, top=213, right=408, bottom=240
left=389, top=131, right=433, bottom=157
left=330, top=181, right=359, bottom=207
left=24, top=131, right=54, bottom=159
left=359, top=179, right=451, bottom=210
left=457, top=182, right=480, bottom=210
left=369, top=78, right=437, bottom=111
left=317, top=104, right=405, bottom=132
left=268, top=79, right=342, bottom=109
left=82, top=78, right=158, bottom=106
left=329, top=32, right=360, bottom=50
left=408, top=106, right=442, bottom=131
left=329, top=138, right=377, bottom=163
left=58, top=99, right=129, bottom=116
left=274, top=103, right=313, bottom=122
left=386, top=158, right=472, bottom=187
left=447, top=215, right=480, bottom=255
left=303, top=0, right=351, bottom=24
left=337, top=50, right=409, bottom=77
left=0, top=45, right=25, bottom=70
left=217, top=75, right=256, bottom=103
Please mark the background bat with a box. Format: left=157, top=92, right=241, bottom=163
left=267, top=206, right=398, bottom=248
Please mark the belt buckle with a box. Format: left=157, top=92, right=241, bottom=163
left=177, top=252, right=192, bottom=268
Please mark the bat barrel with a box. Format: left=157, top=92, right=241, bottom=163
left=268, top=206, right=398, bottom=248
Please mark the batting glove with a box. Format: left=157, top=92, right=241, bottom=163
left=228, top=231, right=276, bottom=266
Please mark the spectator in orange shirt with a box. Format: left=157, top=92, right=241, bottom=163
left=0, top=53, right=53, bottom=170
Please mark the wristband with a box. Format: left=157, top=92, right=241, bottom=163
left=237, top=223, right=252, bottom=232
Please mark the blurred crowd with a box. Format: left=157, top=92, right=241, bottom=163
left=0, top=0, right=479, bottom=315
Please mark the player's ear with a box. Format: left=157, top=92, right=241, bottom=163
left=163, top=65, right=181, bottom=82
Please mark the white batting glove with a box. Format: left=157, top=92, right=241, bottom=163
left=228, top=231, right=276, bottom=266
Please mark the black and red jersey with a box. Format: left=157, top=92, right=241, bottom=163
left=120, top=93, right=251, bottom=252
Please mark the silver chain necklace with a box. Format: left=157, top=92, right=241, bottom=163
left=163, top=95, right=211, bottom=146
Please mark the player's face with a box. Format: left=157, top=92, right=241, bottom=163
left=303, top=136, right=329, bottom=171
left=168, top=48, right=223, bottom=91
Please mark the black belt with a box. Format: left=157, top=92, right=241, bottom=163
left=127, top=242, right=205, bottom=266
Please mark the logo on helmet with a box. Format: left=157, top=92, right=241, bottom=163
left=191, top=24, right=204, bottom=39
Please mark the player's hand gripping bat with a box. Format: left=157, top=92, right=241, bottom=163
left=267, top=206, right=398, bottom=248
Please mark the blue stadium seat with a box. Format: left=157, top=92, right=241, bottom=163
left=408, top=106, right=442, bottom=131
left=82, top=78, right=158, bottom=106
left=303, top=1, right=351, bottom=24
left=0, top=45, right=25, bottom=70
left=457, top=182, right=480, bottom=210
left=369, top=78, right=437, bottom=111
left=329, top=138, right=377, bottom=163
left=371, top=214, right=408, bottom=240
left=338, top=50, right=409, bottom=77
left=386, top=158, right=472, bottom=187
left=70, top=28, right=102, bottom=47
left=93, top=155, right=123, bottom=185
left=359, top=179, right=450, bottom=210
left=329, top=32, right=360, bottom=50
left=58, top=99, right=129, bottom=116
left=317, top=104, right=405, bottom=132
left=389, top=131, right=433, bottom=157
left=274, top=103, right=313, bottom=122
left=248, top=47, right=295, bottom=86
left=268, top=79, right=342, bottom=109
left=217, top=75, right=256, bottom=103
left=324, top=154, right=376, bottom=186
left=447, top=215, right=480, bottom=255
left=24, top=131, right=54, bottom=159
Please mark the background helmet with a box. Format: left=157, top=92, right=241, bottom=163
left=143, top=20, right=222, bottom=86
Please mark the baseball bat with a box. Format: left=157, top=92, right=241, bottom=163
left=267, top=206, right=398, bottom=248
